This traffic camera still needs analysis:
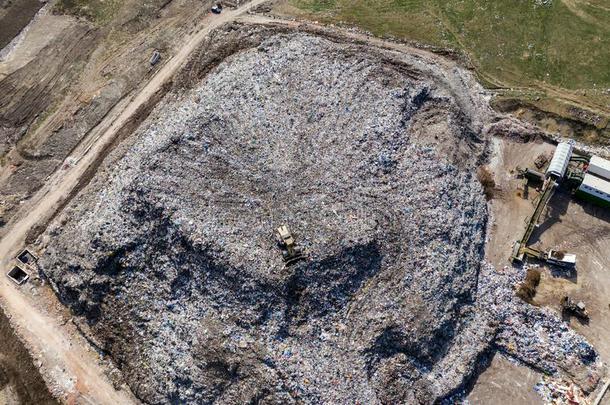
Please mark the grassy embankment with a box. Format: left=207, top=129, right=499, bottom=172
left=54, top=0, right=123, bottom=24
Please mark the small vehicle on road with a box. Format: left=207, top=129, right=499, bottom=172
left=211, top=3, right=222, bottom=14
left=150, top=50, right=161, bottom=66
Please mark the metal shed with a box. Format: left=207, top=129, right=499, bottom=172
left=546, top=142, right=573, bottom=179
left=576, top=173, right=610, bottom=208
left=588, top=155, right=610, bottom=181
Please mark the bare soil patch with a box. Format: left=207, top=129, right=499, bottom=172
left=0, top=307, right=57, bottom=404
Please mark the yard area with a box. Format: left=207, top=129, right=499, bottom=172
left=482, top=136, right=610, bottom=403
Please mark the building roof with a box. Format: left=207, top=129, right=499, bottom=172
left=580, top=173, right=610, bottom=196
left=589, top=155, right=610, bottom=175
left=546, top=142, right=573, bottom=178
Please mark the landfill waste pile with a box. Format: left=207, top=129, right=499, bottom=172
left=39, top=26, right=604, bottom=404
left=478, top=264, right=603, bottom=395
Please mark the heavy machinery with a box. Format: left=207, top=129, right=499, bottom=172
left=516, top=246, right=576, bottom=268
left=211, top=3, right=222, bottom=13
left=565, top=168, right=585, bottom=189
left=561, top=296, right=589, bottom=320
left=511, top=145, right=584, bottom=268
left=534, top=153, right=549, bottom=169
left=516, top=167, right=545, bottom=184
left=569, top=154, right=591, bottom=165
left=275, top=225, right=305, bottom=265
left=511, top=178, right=559, bottom=264
left=546, top=249, right=576, bottom=267
left=511, top=177, right=578, bottom=267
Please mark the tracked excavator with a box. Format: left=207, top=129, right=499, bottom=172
left=561, top=296, right=589, bottom=320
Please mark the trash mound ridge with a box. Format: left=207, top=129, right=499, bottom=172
left=40, top=31, right=602, bottom=404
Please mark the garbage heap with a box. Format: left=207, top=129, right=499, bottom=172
left=39, top=30, right=603, bottom=404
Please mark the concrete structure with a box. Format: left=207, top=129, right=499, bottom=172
left=546, top=142, right=573, bottom=179
left=588, top=155, right=610, bottom=181
left=17, top=248, right=37, bottom=265
left=7, top=265, right=29, bottom=285
left=576, top=173, right=610, bottom=208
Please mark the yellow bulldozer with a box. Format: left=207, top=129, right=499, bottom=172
left=275, top=225, right=305, bottom=265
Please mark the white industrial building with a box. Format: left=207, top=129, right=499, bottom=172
left=546, top=141, right=573, bottom=179
left=587, top=155, right=610, bottom=181
left=577, top=173, right=610, bottom=207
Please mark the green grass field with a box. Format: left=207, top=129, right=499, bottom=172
left=54, top=0, right=123, bottom=24
left=290, top=0, right=610, bottom=100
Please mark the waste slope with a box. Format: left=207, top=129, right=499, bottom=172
left=40, top=31, right=601, bottom=404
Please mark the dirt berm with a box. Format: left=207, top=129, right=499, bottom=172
left=39, top=24, right=604, bottom=404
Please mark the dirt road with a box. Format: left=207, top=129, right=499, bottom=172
left=239, top=14, right=459, bottom=69
left=0, top=1, right=269, bottom=403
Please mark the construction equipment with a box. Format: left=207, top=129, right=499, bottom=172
left=516, top=167, right=545, bottom=183
left=565, top=168, right=585, bottom=189
left=546, top=249, right=576, bottom=267
left=534, top=153, right=549, bottom=169
left=511, top=178, right=558, bottom=263
left=275, top=225, right=305, bottom=265
left=561, top=296, right=589, bottom=320
left=524, top=178, right=557, bottom=244
left=510, top=173, right=578, bottom=267
left=517, top=246, right=576, bottom=268
left=211, top=3, right=222, bottom=13
left=569, top=154, right=591, bottom=165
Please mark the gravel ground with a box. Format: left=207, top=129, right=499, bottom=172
left=39, top=28, right=604, bottom=404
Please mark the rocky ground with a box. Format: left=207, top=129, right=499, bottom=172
left=39, top=25, right=605, bottom=404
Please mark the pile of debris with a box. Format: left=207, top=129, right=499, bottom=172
left=478, top=263, right=602, bottom=393
left=535, top=376, right=588, bottom=404
left=38, top=27, right=603, bottom=404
